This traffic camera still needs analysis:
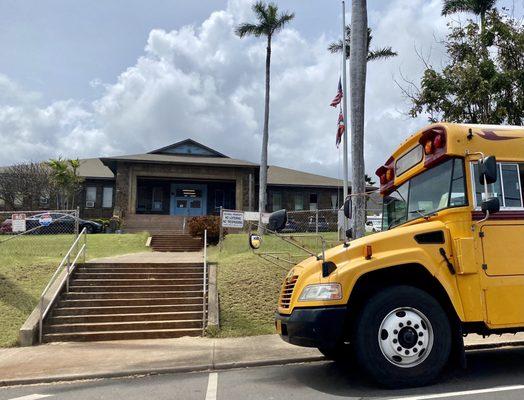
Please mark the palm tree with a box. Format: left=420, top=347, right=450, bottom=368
left=442, top=0, right=497, bottom=35
left=349, top=0, right=369, bottom=239
left=328, top=26, right=397, bottom=61
left=235, top=1, right=294, bottom=234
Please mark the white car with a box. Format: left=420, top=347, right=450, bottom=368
left=365, top=219, right=382, bottom=233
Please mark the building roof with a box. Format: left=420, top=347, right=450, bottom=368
left=267, top=165, right=344, bottom=188
left=148, top=138, right=228, bottom=158
left=78, top=158, right=114, bottom=179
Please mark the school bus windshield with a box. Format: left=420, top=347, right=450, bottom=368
left=382, top=158, right=467, bottom=230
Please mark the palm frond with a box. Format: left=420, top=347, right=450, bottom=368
left=235, top=22, right=265, bottom=38
left=273, top=12, right=295, bottom=34
left=253, top=1, right=270, bottom=23
left=367, top=47, right=398, bottom=61
left=442, top=0, right=475, bottom=15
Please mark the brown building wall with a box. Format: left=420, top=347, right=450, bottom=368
left=80, top=179, right=116, bottom=219
left=266, top=186, right=343, bottom=212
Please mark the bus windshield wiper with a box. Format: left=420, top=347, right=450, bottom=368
left=409, top=209, right=437, bottom=220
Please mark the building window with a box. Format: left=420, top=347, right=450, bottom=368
left=102, top=187, right=113, bottom=208
left=309, top=193, right=318, bottom=210
left=294, top=194, right=304, bottom=210
left=273, top=192, right=282, bottom=211
left=215, top=189, right=225, bottom=211
left=152, top=187, right=163, bottom=211
left=86, top=187, right=96, bottom=208
left=331, top=194, right=338, bottom=210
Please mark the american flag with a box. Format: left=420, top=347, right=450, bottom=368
left=336, top=110, right=345, bottom=148
left=330, top=78, right=343, bottom=107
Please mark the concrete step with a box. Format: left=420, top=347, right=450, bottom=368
left=75, top=270, right=204, bottom=277
left=45, top=319, right=203, bottom=333
left=53, top=304, right=203, bottom=316
left=79, top=263, right=204, bottom=269
left=48, top=311, right=203, bottom=324
left=69, top=285, right=204, bottom=293
left=58, top=297, right=204, bottom=308
left=43, top=328, right=202, bottom=342
left=64, top=290, right=204, bottom=299
left=74, top=273, right=203, bottom=280
left=71, top=279, right=203, bottom=286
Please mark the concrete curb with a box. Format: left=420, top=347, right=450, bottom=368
left=0, top=342, right=522, bottom=388
left=0, top=356, right=325, bottom=388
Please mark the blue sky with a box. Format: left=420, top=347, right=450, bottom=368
left=0, top=0, right=522, bottom=180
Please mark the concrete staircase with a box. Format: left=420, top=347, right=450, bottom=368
left=150, top=234, right=203, bottom=252
left=42, top=262, right=206, bottom=343
left=122, top=214, right=186, bottom=234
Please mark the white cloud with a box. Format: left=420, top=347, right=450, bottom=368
left=0, top=0, right=449, bottom=181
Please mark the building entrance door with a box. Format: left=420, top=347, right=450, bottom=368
left=170, top=184, right=207, bottom=216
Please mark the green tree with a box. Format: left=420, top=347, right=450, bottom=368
left=328, top=26, right=397, bottom=61
left=235, top=1, right=294, bottom=234
left=48, top=158, right=84, bottom=209
left=442, top=0, right=497, bottom=35
left=405, top=10, right=524, bottom=125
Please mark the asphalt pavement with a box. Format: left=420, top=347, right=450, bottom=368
left=0, top=346, right=523, bottom=400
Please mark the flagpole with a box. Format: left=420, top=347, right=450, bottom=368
left=341, top=1, right=349, bottom=209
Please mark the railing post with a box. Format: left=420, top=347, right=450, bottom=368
left=66, top=254, right=70, bottom=293
left=39, top=297, right=43, bottom=344
left=218, top=207, right=224, bottom=252
left=202, top=229, right=208, bottom=335
left=83, top=228, right=87, bottom=262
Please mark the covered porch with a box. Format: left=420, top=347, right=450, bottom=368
left=135, top=178, right=237, bottom=216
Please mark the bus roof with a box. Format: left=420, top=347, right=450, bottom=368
left=376, top=123, right=524, bottom=194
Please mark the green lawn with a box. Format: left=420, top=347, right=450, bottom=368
left=0, top=232, right=150, bottom=347
left=208, top=232, right=342, bottom=337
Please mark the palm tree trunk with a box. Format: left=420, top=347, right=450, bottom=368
left=258, top=35, right=272, bottom=235
left=349, top=0, right=368, bottom=239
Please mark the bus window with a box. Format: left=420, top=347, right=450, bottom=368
left=473, top=163, right=522, bottom=208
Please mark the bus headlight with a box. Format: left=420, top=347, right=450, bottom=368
left=298, top=283, right=342, bottom=301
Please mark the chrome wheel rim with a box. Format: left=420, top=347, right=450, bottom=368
left=378, top=307, right=434, bottom=368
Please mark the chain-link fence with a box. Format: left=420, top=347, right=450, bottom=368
left=0, top=210, right=82, bottom=261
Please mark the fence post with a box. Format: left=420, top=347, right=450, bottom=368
left=315, top=208, right=319, bottom=234
left=218, top=207, right=224, bottom=252
left=75, top=207, right=80, bottom=237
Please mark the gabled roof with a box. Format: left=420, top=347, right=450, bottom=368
left=148, top=139, right=228, bottom=158
left=267, top=166, right=345, bottom=188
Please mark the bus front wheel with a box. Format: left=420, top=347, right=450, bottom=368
left=353, top=285, right=452, bottom=388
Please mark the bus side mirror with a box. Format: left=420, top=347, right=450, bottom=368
left=479, top=156, right=497, bottom=185
left=268, top=209, right=287, bottom=232
left=343, top=197, right=352, bottom=219
left=482, top=197, right=500, bottom=214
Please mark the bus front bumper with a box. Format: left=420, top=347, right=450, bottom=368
left=275, top=306, right=347, bottom=348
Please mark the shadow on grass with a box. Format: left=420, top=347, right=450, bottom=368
left=0, top=273, right=37, bottom=314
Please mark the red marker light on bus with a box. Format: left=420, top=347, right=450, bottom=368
left=433, top=134, right=444, bottom=149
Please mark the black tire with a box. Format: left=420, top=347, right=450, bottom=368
left=353, top=285, right=451, bottom=388
left=84, top=224, right=94, bottom=234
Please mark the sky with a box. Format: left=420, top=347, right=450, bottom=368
left=0, top=0, right=523, bottom=181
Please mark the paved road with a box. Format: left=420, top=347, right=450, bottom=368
left=1, top=346, right=523, bottom=400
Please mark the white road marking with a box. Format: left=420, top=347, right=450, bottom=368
left=7, top=395, right=52, bottom=400
left=205, top=372, right=218, bottom=400
left=391, top=384, right=524, bottom=400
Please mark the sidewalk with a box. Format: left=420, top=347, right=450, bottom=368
left=0, top=333, right=523, bottom=386
left=88, top=251, right=204, bottom=264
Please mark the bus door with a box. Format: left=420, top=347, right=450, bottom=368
left=475, top=163, right=524, bottom=326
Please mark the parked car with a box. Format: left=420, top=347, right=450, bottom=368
left=365, top=219, right=382, bottom=233
left=307, top=216, right=330, bottom=232
left=281, top=217, right=300, bottom=233
left=0, top=213, right=103, bottom=234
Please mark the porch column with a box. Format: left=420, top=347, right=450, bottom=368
left=128, top=166, right=137, bottom=215
left=235, top=175, right=244, bottom=211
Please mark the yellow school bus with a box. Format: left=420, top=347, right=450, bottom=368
left=272, top=123, right=524, bottom=387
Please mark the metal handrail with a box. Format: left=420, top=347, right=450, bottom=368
left=202, top=229, right=207, bottom=334
left=38, top=227, right=87, bottom=343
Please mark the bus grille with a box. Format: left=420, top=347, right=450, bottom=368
left=279, top=275, right=298, bottom=309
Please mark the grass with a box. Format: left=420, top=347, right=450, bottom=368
left=208, top=232, right=342, bottom=337
left=0, top=232, right=150, bottom=347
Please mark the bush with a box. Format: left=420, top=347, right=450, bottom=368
left=188, top=216, right=226, bottom=245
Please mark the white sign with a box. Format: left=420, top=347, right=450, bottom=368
left=242, top=211, right=271, bottom=224
left=222, top=210, right=244, bottom=228
left=12, top=213, right=26, bottom=232
left=38, top=213, right=53, bottom=227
